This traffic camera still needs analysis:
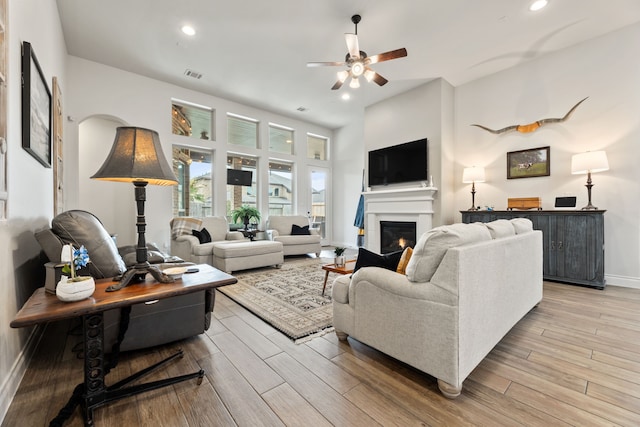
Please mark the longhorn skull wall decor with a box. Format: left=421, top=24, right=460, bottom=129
left=471, top=97, right=588, bottom=135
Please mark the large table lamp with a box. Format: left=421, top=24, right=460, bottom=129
left=91, top=127, right=178, bottom=291
left=571, top=150, right=609, bottom=210
left=462, top=166, right=485, bottom=211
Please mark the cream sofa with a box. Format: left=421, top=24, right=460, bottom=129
left=266, top=215, right=321, bottom=256
left=332, top=219, right=543, bottom=398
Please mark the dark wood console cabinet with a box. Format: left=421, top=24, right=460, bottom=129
left=461, top=210, right=605, bottom=289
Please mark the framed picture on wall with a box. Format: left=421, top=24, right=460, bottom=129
left=507, top=146, right=550, bottom=179
left=21, top=41, right=52, bottom=168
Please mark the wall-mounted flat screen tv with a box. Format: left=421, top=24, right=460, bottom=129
left=368, top=138, right=428, bottom=186
left=227, top=169, right=253, bottom=186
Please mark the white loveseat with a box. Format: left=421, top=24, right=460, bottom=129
left=332, top=219, right=542, bottom=398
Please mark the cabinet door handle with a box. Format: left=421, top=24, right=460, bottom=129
left=558, top=241, right=563, bottom=250
left=551, top=241, right=556, bottom=250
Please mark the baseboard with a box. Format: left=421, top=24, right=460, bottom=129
left=604, top=274, right=640, bottom=289
left=0, top=324, right=44, bottom=424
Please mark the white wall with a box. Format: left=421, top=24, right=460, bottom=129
left=363, top=78, right=456, bottom=227
left=65, top=56, right=334, bottom=249
left=0, top=0, right=67, bottom=420
left=453, top=23, right=640, bottom=287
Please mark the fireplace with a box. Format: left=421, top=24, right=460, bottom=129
left=380, top=221, right=416, bottom=254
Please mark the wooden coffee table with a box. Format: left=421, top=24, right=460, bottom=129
left=321, top=259, right=356, bottom=295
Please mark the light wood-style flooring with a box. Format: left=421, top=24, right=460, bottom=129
left=4, top=280, right=640, bottom=426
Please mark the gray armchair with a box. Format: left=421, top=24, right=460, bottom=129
left=35, top=210, right=212, bottom=352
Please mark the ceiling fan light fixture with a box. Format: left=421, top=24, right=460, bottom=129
left=364, top=69, right=376, bottom=82
left=337, top=70, right=349, bottom=82
left=349, top=77, right=360, bottom=89
left=351, top=61, right=365, bottom=77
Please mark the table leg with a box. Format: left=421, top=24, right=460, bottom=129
left=322, top=271, right=330, bottom=296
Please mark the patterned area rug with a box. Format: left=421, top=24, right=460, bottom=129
left=218, top=256, right=336, bottom=342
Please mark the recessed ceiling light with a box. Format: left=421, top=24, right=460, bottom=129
left=341, top=93, right=351, bottom=100
left=181, top=25, right=196, bottom=36
left=529, top=0, right=548, bottom=11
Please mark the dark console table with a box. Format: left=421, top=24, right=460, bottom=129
left=461, top=210, right=605, bottom=289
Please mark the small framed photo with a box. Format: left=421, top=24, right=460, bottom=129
left=507, top=146, right=550, bottom=179
left=21, top=41, right=52, bottom=168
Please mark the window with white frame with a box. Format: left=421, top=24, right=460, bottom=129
left=226, top=153, right=258, bottom=222
left=269, top=123, right=293, bottom=155
left=228, top=113, right=258, bottom=148
left=171, top=99, right=214, bottom=140
left=307, top=133, right=328, bottom=160
left=268, top=160, right=293, bottom=216
left=172, top=146, right=213, bottom=218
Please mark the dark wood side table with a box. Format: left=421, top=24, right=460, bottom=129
left=11, top=264, right=237, bottom=426
left=321, top=260, right=356, bottom=296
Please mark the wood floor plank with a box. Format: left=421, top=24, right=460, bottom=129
left=262, top=383, right=333, bottom=427
left=266, top=352, right=379, bottom=426
left=586, top=381, right=640, bottom=415
left=267, top=331, right=361, bottom=394
left=210, top=330, right=284, bottom=394
left=466, top=365, right=511, bottom=394
left=199, top=352, right=285, bottom=426
left=219, top=314, right=282, bottom=359
left=177, top=378, right=237, bottom=426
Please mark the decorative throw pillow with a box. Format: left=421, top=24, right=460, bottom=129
left=353, top=248, right=404, bottom=274
left=396, top=247, right=413, bottom=275
left=172, top=217, right=202, bottom=239
left=510, top=218, right=534, bottom=234
left=291, top=224, right=311, bottom=235
left=484, top=219, right=515, bottom=239
left=192, top=227, right=212, bottom=244
left=406, top=223, right=492, bottom=283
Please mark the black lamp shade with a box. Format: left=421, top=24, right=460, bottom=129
left=91, top=127, right=177, bottom=185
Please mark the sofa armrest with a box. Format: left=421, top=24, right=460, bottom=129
left=348, top=267, right=457, bottom=308
left=225, top=231, right=245, bottom=240
left=267, top=229, right=280, bottom=238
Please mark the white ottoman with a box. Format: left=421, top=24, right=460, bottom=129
left=211, top=240, right=284, bottom=273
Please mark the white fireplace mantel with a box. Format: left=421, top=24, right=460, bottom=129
left=363, top=187, right=437, bottom=252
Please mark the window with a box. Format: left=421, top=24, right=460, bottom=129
left=172, top=146, right=213, bottom=218
left=269, top=123, right=293, bottom=155
left=307, top=134, right=328, bottom=160
left=268, top=160, right=293, bottom=216
left=228, top=114, right=258, bottom=148
left=226, top=154, right=257, bottom=220
left=171, top=100, right=214, bottom=140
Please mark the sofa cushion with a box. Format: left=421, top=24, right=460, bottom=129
left=406, top=223, right=492, bottom=283
left=291, top=224, right=311, bottom=235
left=199, top=216, right=232, bottom=242
left=52, top=210, right=127, bottom=279
left=267, top=215, right=309, bottom=236
left=274, top=234, right=321, bottom=245
left=172, top=217, right=202, bottom=238
left=353, top=248, right=403, bottom=274
left=484, top=219, right=516, bottom=239
left=192, top=227, right=212, bottom=244
left=396, top=247, right=413, bottom=275
left=510, top=218, right=534, bottom=234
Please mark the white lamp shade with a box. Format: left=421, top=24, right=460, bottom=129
left=462, top=166, right=486, bottom=183
left=571, top=151, right=609, bottom=174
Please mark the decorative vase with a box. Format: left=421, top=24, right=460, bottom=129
left=335, top=256, right=345, bottom=268
left=56, top=276, right=95, bottom=302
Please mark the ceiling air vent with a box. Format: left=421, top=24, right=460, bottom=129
left=296, top=106, right=308, bottom=112
left=184, top=69, right=203, bottom=79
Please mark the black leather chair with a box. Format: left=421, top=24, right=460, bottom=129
left=35, top=210, right=214, bottom=352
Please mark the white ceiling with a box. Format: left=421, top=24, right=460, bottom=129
left=56, top=0, right=640, bottom=130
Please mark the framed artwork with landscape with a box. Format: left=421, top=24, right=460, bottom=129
left=21, top=41, right=52, bottom=168
left=507, top=146, right=550, bottom=179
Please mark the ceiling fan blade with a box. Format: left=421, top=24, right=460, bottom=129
left=345, top=33, right=360, bottom=59
left=331, top=79, right=345, bottom=90
left=367, top=48, right=408, bottom=65
left=371, top=71, right=389, bottom=86
left=307, top=61, right=347, bottom=67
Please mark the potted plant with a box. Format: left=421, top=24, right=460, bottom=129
left=231, top=205, right=261, bottom=230
left=57, top=244, right=95, bottom=302
left=334, top=246, right=346, bottom=267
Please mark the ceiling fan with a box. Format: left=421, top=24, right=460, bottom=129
left=307, top=14, right=408, bottom=90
